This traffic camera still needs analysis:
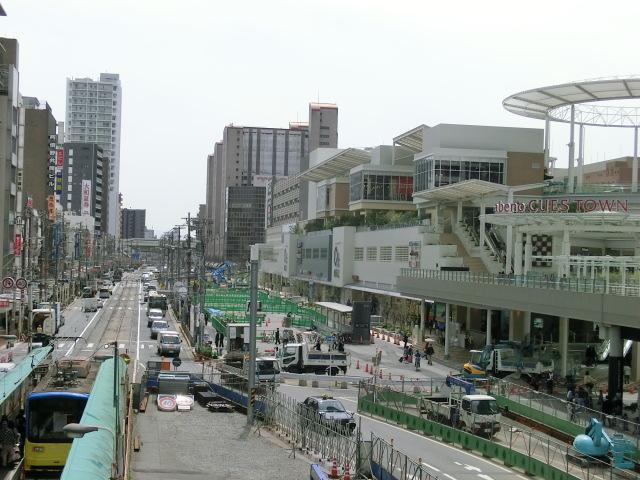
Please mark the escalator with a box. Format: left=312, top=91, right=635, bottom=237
left=597, top=338, right=633, bottom=362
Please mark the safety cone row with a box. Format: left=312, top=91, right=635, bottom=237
left=343, top=464, right=351, bottom=480
left=329, top=458, right=339, bottom=479
left=364, top=363, right=369, bottom=373
left=355, top=359, right=360, bottom=370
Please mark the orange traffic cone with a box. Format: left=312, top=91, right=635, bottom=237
left=364, top=363, right=369, bottom=373
left=329, top=458, right=339, bottom=479
left=343, top=464, right=351, bottom=480
left=356, top=359, right=360, bottom=370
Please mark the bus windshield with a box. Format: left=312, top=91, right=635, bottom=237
left=27, top=395, right=87, bottom=443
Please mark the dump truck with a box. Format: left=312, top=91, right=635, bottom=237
left=419, top=375, right=501, bottom=438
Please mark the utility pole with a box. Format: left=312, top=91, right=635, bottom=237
left=247, top=252, right=258, bottom=426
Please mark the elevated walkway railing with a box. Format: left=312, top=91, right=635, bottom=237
left=400, top=268, right=640, bottom=297
left=358, top=380, right=633, bottom=480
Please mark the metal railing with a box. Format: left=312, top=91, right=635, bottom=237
left=488, top=377, right=640, bottom=451
left=260, top=389, right=359, bottom=473
left=370, top=434, right=437, bottom=480
left=399, top=268, right=640, bottom=297
left=359, top=381, right=639, bottom=480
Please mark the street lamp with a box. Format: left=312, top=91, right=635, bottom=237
left=63, top=422, right=118, bottom=479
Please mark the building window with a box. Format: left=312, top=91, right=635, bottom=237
left=320, top=248, right=328, bottom=259
left=313, top=248, right=320, bottom=259
left=354, top=247, right=364, bottom=261
left=305, top=248, right=312, bottom=259
left=414, top=156, right=504, bottom=193
left=394, top=246, right=409, bottom=262
left=379, top=246, right=392, bottom=262
left=366, top=247, right=377, bottom=261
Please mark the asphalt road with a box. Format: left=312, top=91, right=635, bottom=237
left=278, top=382, right=526, bottom=480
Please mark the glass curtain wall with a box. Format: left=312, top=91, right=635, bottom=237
left=414, top=156, right=505, bottom=193
left=350, top=171, right=413, bottom=202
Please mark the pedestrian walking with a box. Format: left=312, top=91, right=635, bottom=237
left=14, top=411, right=24, bottom=459
left=275, top=327, right=280, bottom=345
left=0, top=417, right=16, bottom=467
left=414, top=351, right=421, bottom=370
left=403, top=333, right=409, bottom=348
left=425, top=344, right=434, bottom=365
left=214, top=332, right=220, bottom=348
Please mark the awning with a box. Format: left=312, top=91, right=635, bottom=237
left=344, top=283, right=425, bottom=302
left=314, top=301, right=352, bottom=314
left=300, top=148, right=370, bottom=182
left=0, top=346, right=51, bottom=405
left=413, top=179, right=509, bottom=203
left=393, top=124, right=427, bottom=153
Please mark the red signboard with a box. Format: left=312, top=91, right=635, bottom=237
left=13, top=234, right=21, bottom=256
left=0, top=300, right=9, bottom=308
left=26, top=196, right=33, bottom=208
left=56, top=148, right=64, bottom=167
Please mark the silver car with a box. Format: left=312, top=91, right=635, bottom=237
left=147, top=308, right=164, bottom=327
left=150, top=320, right=170, bottom=339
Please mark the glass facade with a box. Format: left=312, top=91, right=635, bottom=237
left=350, top=171, right=413, bottom=202
left=414, top=156, right=505, bottom=193
left=316, top=185, right=330, bottom=211
left=224, top=186, right=266, bottom=261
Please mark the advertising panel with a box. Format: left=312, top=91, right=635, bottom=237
left=81, top=180, right=92, bottom=215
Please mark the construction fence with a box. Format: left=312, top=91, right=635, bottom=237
left=203, top=287, right=327, bottom=329
left=358, top=381, right=637, bottom=480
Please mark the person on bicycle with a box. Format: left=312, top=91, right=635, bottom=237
left=414, top=351, right=421, bottom=370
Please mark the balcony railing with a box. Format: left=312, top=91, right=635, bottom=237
left=399, top=268, right=640, bottom=297
left=544, top=181, right=635, bottom=195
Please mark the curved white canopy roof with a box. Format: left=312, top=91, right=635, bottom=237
left=503, top=77, right=640, bottom=127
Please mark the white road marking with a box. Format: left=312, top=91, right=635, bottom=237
left=140, top=344, right=144, bottom=349
left=133, top=282, right=141, bottom=380
left=58, top=343, right=65, bottom=349
left=64, top=309, right=101, bottom=357
left=464, top=465, right=481, bottom=472
left=421, top=462, right=440, bottom=472
left=355, top=415, right=526, bottom=479
left=119, top=343, right=125, bottom=349
left=87, top=343, right=94, bottom=348
left=444, top=474, right=457, bottom=480
left=454, top=462, right=462, bottom=466
left=478, top=475, right=494, bottom=480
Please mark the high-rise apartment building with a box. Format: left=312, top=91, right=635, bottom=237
left=0, top=37, right=21, bottom=279
left=121, top=208, right=146, bottom=239
left=65, top=73, right=122, bottom=237
left=61, top=143, right=108, bottom=235
left=205, top=123, right=309, bottom=260
left=224, top=186, right=266, bottom=262
left=308, top=103, right=338, bottom=152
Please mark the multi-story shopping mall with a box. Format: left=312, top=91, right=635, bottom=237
left=254, top=77, right=640, bottom=401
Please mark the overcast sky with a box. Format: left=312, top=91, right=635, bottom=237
left=3, top=0, right=640, bottom=234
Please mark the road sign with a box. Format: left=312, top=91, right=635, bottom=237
left=0, top=300, right=9, bottom=308
left=172, top=357, right=182, bottom=368
left=1, top=277, right=15, bottom=289
left=15, top=278, right=27, bottom=290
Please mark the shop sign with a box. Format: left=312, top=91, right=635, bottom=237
left=495, top=198, right=629, bottom=214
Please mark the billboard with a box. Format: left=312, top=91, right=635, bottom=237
left=81, top=180, right=92, bottom=215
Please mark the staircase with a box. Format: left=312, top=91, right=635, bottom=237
left=440, top=232, right=488, bottom=273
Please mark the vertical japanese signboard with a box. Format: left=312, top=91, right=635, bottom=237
left=81, top=180, right=92, bottom=215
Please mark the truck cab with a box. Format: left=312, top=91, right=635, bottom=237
left=457, top=394, right=501, bottom=437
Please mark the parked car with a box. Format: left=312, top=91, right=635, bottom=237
left=299, top=396, right=356, bottom=434
left=150, top=320, right=170, bottom=339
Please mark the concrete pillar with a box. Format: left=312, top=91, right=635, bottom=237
left=576, top=124, right=585, bottom=193
left=523, top=311, right=531, bottom=341
left=444, top=303, right=450, bottom=359
left=457, top=201, right=463, bottom=224
left=513, top=228, right=523, bottom=276
left=561, top=229, right=571, bottom=277
left=508, top=314, right=516, bottom=341
left=486, top=309, right=492, bottom=346
left=633, top=127, right=638, bottom=193
left=559, top=316, right=569, bottom=377
left=544, top=114, right=551, bottom=168
left=479, top=201, right=486, bottom=249
left=567, top=105, right=576, bottom=193
left=419, top=300, right=426, bottom=344
left=524, top=233, right=533, bottom=275
left=465, top=307, right=471, bottom=332
left=505, top=190, right=514, bottom=273
left=631, top=342, right=640, bottom=383
left=609, top=325, right=624, bottom=401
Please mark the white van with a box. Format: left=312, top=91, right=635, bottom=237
left=157, top=331, right=181, bottom=356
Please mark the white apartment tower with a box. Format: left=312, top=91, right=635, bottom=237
left=65, top=73, right=122, bottom=237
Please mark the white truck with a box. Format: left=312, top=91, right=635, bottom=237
left=419, top=376, right=501, bottom=438
left=32, top=308, right=56, bottom=336
left=463, top=342, right=554, bottom=379
left=37, top=302, right=64, bottom=331
left=277, top=334, right=349, bottom=375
